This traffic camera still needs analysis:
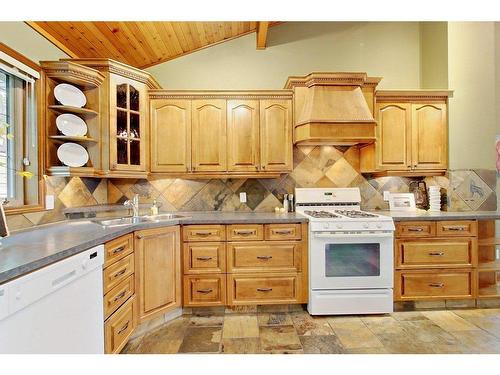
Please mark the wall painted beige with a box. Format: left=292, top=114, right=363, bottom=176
left=0, top=22, right=68, bottom=63
left=147, top=22, right=421, bottom=90
left=447, top=22, right=497, bottom=171
left=420, top=22, right=448, bottom=89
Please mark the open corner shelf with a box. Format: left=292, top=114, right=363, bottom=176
left=478, top=284, right=500, bottom=299
left=48, top=105, right=99, bottom=118
left=478, top=261, right=500, bottom=272
left=49, top=135, right=98, bottom=144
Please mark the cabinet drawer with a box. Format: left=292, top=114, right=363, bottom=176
left=183, top=242, right=226, bottom=274
left=395, top=270, right=475, bottom=300
left=104, top=275, right=135, bottom=320
left=103, top=254, right=134, bottom=294
left=436, top=221, right=477, bottom=237
left=227, top=224, right=264, bottom=241
left=396, top=238, right=477, bottom=269
left=183, top=225, right=226, bottom=242
left=105, top=295, right=136, bottom=354
left=396, top=222, right=436, bottom=237
left=104, top=234, right=133, bottom=267
left=264, top=224, right=302, bottom=241
left=227, top=273, right=300, bottom=305
left=183, top=275, right=226, bottom=307
left=227, top=241, right=301, bottom=273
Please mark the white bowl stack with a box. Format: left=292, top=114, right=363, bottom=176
left=428, top=186, right=441, bottom=211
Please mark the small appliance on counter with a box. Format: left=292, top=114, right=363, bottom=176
left=295, top=187, right=395, bottom=315
left=409, top=180, right=429, bottom=210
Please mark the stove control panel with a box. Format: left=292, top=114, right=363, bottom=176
left=310, top=220, right=395, bottom=232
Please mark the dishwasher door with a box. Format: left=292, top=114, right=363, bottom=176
left=0, top=245, right=104, bottom=354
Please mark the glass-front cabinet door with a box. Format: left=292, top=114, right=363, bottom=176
left=110, top=76, right=146, bottom=172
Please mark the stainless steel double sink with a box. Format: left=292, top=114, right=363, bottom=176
left=91, top=213, right=186, bottom=227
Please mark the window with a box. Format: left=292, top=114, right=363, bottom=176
left=0, top=45, right=42, bottom=212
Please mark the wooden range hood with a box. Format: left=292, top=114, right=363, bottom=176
left=285, top=72, right=377, bottom=145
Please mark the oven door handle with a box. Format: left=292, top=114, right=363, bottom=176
left=313, top=232, right=393, bottom=239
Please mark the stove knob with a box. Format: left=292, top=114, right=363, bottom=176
left=376, top=224, right=382, bottom=229
left=363, top=223, right=369, bottom=229
left=336, top=224, right=343, bottom=229
left=323, top=223, right=330, bottom=229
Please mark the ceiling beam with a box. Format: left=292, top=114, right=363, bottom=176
left=25, top=22, right=79, bottom=58
left=256, top=21, right=269, bottom=50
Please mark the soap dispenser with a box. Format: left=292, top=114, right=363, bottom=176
left=150, top=199, right=159, bottom=216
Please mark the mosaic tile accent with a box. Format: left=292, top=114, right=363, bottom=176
left=6, top=146, right=497, bottom=231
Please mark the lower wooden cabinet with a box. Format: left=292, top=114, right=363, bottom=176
left=395, top=269, right=476, bottom=300
left=104, top=295, right=137, bottom=354
left=135, top=226, right=181, bottom=322
left=181, top=222, right=308, bottom=307
left=227, top=273, right=302, bottom=305
left=394, top=220, right=478, bottom=302
left=104, top=275, right=135, bottom=319
left=183, top=274, right=226, bottom=307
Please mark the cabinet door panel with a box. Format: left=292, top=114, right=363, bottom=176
left=109, top=75, right=147, bottom=172
left=411, top=103, right=447, bottom=170
left=260, top=99, right=292, bottom=172
left=376, top=103, right=411, bottom=170
left=150, top=99, right=191, bottom=172
left=192, top=99, right=227, bottom=172
left=135, top=226, right=181, bottom=322
left=227, top=100, right=260, bottom=172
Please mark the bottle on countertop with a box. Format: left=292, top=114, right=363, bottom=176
left=288, top=194, right=295, bottom=212
left=283, top=194, right=289, bottom=213
left=150, top=199, right=159, bottom=216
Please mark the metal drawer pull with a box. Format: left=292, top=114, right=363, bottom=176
left=113, top=291, right=127, bottom=302
left=429, top=283, right=444, bottom=288
left=257, top=255, right=273, bottom=260
left=114, top=269, right=126, bottom=278
left=235, top=230, right=255, bottom=235
left=196, top=288, right=213, bottom=294
left=112, top=246, right=126, bottom=254
left=274, top=230, right=293, bottom=234
left=428, top=252, right=445, bottom=256
left=196, top=256, right=213, bottom=261
left=408, top=228, right=424, bottom=232
left=194, top=232, right=212, bottom=237
left=257, top=288, right=273, bottom=292
left=444, top=226, right=466, bottom=231
left=118, top=321, right=130, bottom=335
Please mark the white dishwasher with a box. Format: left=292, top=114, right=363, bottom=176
left=0, top=245, right=104, bottom=354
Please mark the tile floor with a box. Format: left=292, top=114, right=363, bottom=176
left=121, top=306, right=500, bottom=354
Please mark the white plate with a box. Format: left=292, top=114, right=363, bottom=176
left=56, top=113, right=88, bottom=137
left=57, top=143, right=89, bottom=167
left=54, top=83, right=87, bottom=108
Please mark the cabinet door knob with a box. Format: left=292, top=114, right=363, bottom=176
left=257, top=255, right=273, bottom=260
left=428, top=251, right=445, bottom=256
left=257, top=287, right=272, bottom=292
left=428, top=283, right=444, bottom=288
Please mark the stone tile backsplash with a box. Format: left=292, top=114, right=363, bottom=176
left=6, top=145, right=497, bottom=231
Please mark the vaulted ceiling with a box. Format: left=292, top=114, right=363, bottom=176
left=27, top=22, right=279, bottom=69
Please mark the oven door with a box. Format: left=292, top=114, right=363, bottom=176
left=310, top=231, right=393, bottom=290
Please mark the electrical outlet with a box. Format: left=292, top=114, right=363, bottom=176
left=239, top=192, right=247, bottom=203
left=45, top=195, right=55, bottom=210
left=383, top=191, right=391, bottom=201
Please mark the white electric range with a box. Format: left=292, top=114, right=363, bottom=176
left=295, top=187, right=395, bottom=315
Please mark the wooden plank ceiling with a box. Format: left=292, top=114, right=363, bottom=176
left=27, top=22, right=279, bottom=69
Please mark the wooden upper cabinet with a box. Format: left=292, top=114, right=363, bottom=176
left=135, top=226, right=181, bottom=322
left=109, top=74, right=147, bottom=173
left=376, top=103, right=411, bottom=171
left=259, top=99, right=293, bottom=172
left=150, top=99, right=191, bottom=172
left=411, top=103, right=447, bottom=170
left=192, top=99, right=227, bottom=172
left=227, top=100, right=260, bottom=172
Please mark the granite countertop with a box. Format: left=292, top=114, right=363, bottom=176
left=373, top=210, right=500, bottom=221
left=1, top=209, right=499, bottom=285
left=0, top=212, right=307, bottom=285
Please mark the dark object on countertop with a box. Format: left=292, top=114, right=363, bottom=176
left=0, top=200, right=9, bottom=238
left=409, top=180, right=429, bottom=210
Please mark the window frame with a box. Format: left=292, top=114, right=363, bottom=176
left=0, top=42, right=45, bottom=215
